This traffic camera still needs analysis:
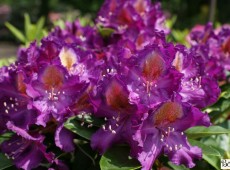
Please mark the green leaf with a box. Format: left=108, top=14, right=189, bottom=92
left=189, top=139, right=221, bottom=157
left=0, top=153, right=13, bottom=170
left=26, top=25, right=37, bottom=43
left=98, top=27, right=115, bottom=38
left=35, top=16, right=45, bottom=41
left=64, top=116, right=98, bottom=140
left=0, top=57, right=16, bottom=67
left=5, top=22, right=26, bottom=43
left=186, top=126, right=230, bottom=139
left=165, top=15, right=177, bottom=29
left=24, top=13, right=31, bottom=40
left=189, top=139, right=221, bottom=170
left=100, top=146, right=141, bottom=170
left=168, top=162, right=189, bottom=170
left=0, top=132, right=13, bottom=144
left=220, top=89, right=230, bottom=99
left=75, top=114, right=104, bottom=127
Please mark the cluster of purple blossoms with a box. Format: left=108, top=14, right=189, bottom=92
left=0, top=0, right=220, bottom=170
left=188, top=23, right=230, bottom=81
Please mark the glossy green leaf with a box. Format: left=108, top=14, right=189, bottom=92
left=100, top=146, right=141, bottom=170
left=64, top=116, right=98, bottom=140
left=75, top=114, right=104, bottom=127
left=5, top=22, right=26, bottom=43
left=186, top=126, right=230, bottom=139
left=0, top=153, right=13, bottom=170
left=168, top=162, right=189, bottom=170
left=189, top=139, right=221, bottom=157
left=189, top=139, right=221, bottom=170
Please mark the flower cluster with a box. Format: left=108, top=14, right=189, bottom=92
left=188, top=23, right=230, bottom=81
left=0, top=0, right=220, bottom=170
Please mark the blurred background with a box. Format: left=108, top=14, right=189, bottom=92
left=0, top=0, right=230, bottom=58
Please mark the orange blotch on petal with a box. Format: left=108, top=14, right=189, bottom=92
left=117, top=8, right=133, bottom=25
left=109, top=0, right=117, bottom=13
left=16, top=72, right=26, bottom=94
left=74, top=92, right=91, bottom=112
left=105, top=80, right=130, bottom=111
left=134, top=0, right=147, bottom=15
left=201, top=31, right=211, bottom=44
left=75, top=29, right=83, bottom=37
left=142, top=52, right=165, bottom=81
left=136, top=34, right=145, bottom=49
left=154, top=102, right=183, bottom=126
left=64, top=37, right=74, bottom=44
left=222, top=37, right=230, bottom=54
left=59, top=47, right=77, bottom=70
left=42, top=66, right=64, bottom=89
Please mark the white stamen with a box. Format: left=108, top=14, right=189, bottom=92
left=175, top=145, right=178, bottom=150
left=169, top=147, right=172, bottom=151
left=109, top=125, right=112, bottom=131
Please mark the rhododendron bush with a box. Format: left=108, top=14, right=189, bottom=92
left=0, top=0, right=230, bottom=170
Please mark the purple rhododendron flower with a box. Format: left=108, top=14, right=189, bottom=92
left=0, top=66, right=38, bottom=133
left=97, top=0, right=169, bottom=34
left=133, top=100, right=210, bottom=170
left=51, top=20, right=104, bottom=48
left=55, top=123, right=75, bottom=152
left=1, top=121, right=54, bottom=170
left=90, top=75, right=141, bottom=153
left=0, top=0, right=223, bottom=169
left=188, top=23, right=230, bottom=81
left=127, top=44, right=182, bottom=108
left=173, top=45, right=220, bottom=108
left=28, top=64, right=88, bottom=125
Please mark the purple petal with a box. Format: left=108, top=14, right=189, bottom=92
left=1, top=135, right=54, bottom=170
left=168, top=145, right=202, bottom=168
left=55, top=124, right=75, bottom=152
left=133, top=128, right=163, bottom=170
left=90, top=127, right=121, bottom=154
left=6, top=121, right=42, bottom=141
left=170, top=104, right=211, bottom=131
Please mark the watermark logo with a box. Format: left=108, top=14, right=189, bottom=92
left=221, top=159, right=230, bottom=169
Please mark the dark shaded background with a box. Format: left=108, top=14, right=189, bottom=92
left=0, top=0, right=230, bottom=43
